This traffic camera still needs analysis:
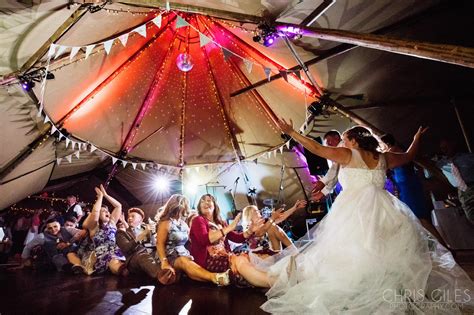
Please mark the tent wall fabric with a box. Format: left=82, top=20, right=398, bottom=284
left=1, top=0, right=473, bottom=211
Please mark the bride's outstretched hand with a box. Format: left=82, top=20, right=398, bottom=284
left=276, top=117, right=294, bottom=135
left=414, top=126, right=429, bottom=140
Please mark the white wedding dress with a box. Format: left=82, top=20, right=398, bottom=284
left=259, top=149, right=474, bottom=314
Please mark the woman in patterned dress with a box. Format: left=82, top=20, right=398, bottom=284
left=82, top=185, right=125, bottom=275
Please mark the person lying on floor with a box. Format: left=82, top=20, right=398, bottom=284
left=241, top=200, right=306, bottom=256
left=19, top=217, right=86, bottom=273
left=156, top=194, right=231, bottom=286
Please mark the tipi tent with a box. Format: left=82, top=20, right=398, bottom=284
left=1, top=0, right=473, bottom=215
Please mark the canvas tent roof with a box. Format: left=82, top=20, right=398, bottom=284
left=1, top=0, right=473, bottom=212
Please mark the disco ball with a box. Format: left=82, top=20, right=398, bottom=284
left=176, top=53, right=194, bottom=72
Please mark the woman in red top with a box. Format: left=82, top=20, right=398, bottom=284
left=189, top=194, right=252, bottom=273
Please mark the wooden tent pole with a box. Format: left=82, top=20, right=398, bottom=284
left=277, top=22, right=474, bottom=69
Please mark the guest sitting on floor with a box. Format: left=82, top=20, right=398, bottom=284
left=82, top=185, right=126, bottom=275
left=156, top=194, right=230, bottom=286
left=63, top=216, right=78, bottom=229
left=189, top=194, right=256, bottom=274
left=116, top=207, right=163, bottom=282
left=434, top=138, right=474, bottom=224
left=241, top=200, right=306, bottom=255
left=20, top=218, right=86, bottom=273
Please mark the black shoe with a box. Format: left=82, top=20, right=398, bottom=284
left=71, top=264, right=85, bottom=275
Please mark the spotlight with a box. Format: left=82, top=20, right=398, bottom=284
left=263, top=36, right=275, bottom=47
left=184, top=180, right=198, bottom=195
left=20, top=78, right=35, bottom=92
left=154, top=176, right=170, bottom=192
left=18, top=67, right=55, bottom=92
left=252, top=35, right=261, bottom=42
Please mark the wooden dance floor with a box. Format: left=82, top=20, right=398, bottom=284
left=0, top=270, right=268, bottom=314
left=2, top=262, right=473, bottom=314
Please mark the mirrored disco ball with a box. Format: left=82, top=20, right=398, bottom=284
left=176, top=53, right=194, bottom=72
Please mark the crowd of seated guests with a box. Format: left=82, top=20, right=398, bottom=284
left=2, top=186, right=303, bottom=289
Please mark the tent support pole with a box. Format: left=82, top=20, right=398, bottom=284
left=276, top=22, right=474, bottom=69
left=452, top=98, right=472, bottom=153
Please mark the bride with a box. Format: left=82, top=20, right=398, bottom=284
left=230, top=119, right=474, bottom=314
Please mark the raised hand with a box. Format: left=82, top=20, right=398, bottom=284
left=95, top=187, right=103, bottom=199
left=99, top=184, right=108, bottom=196
left=294, top=200, right=307, bottom=209
left=414, top=126, right=429, bottom=140
left=270, top=208, right=285, bottom=222
left=276, top=117, right=295, bottom=135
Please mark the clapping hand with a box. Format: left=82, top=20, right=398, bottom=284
left=94, top=187, right=103, bottom=199
left=229, top=213, right=242, bottom=231
left=99, top=184, right=108, bottom=196
left=248, top=218, right=265, bottom=234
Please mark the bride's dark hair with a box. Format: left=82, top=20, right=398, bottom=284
left=344, top=126, right=380, bottom=156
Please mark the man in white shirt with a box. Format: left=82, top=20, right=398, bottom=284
left=64, top=195, right=83, bottom=221
left=311, top=130, right=342, bottom=201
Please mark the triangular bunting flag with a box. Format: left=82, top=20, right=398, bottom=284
left=279, top=146, right=283, bottom=154
left=152, top=15, right=162, bottom=28
left=285, top=141, right=290, bottom=149
left=65, top=138, right=70, bottom=148
left=222, top=48, right=233, bottom=61
left=253, top=158, right=258, bottom=164
left=196, top=166, right=200, bottom=172
left=264, top=67, right=271, bottom=81
left=244, top=59, right=253, bottom=73
left=141, top=163, right=147, bottom=170
left=58, top=134, right=64, bottom=141
left=51, top=125, right=57, bottom=134
left=48, top=44, right=57, bottom=58
left=294, top=70, right=302, bottom=80
left=176, top=16, right=188, bottom=29
left=82, top=143, right=87, bottom=151
left=70, top=47, right=80, bottom=61
left=44, top=115, right=50, bottom=124
left=122, top=161, right=128, bottom=168
left=279, top=70, right=288, bottom=82
left=74, top=151, right=80, bottom=159
left=66, top=155, right=72, bottom=163
left=85, top=45, right=95, bottom=59
left=165, top=1, right=170, bottom=12
left=54, top=45, right=67, bottom=59
left=56, top=157, right=62, bottom=165
left=71, top=141, right=76, bottom=150
left=119, top=34, right=129, bottom=47
left=103, top=39, right=114, bottom=55
left=132, top=163, right=137, bottom=170
left=134, top=25, right=147, bottom=38
left=112, top=157, right=118, bottom=165
left=90, top=145, right=97, bottom=153
left=199, top=33, right=212, bottom=47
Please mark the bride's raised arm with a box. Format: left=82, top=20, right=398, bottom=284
left=276, top=117, right=352, bottom=165
left=384, top=126, right=429, bottom=169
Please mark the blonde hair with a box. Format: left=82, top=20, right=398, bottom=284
left=241, top=205, right=258, bottom=230
left=160, top=194, right=190, bottom=221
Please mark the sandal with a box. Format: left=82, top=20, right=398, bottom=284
left=214, top=269, right=230, bottom=286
